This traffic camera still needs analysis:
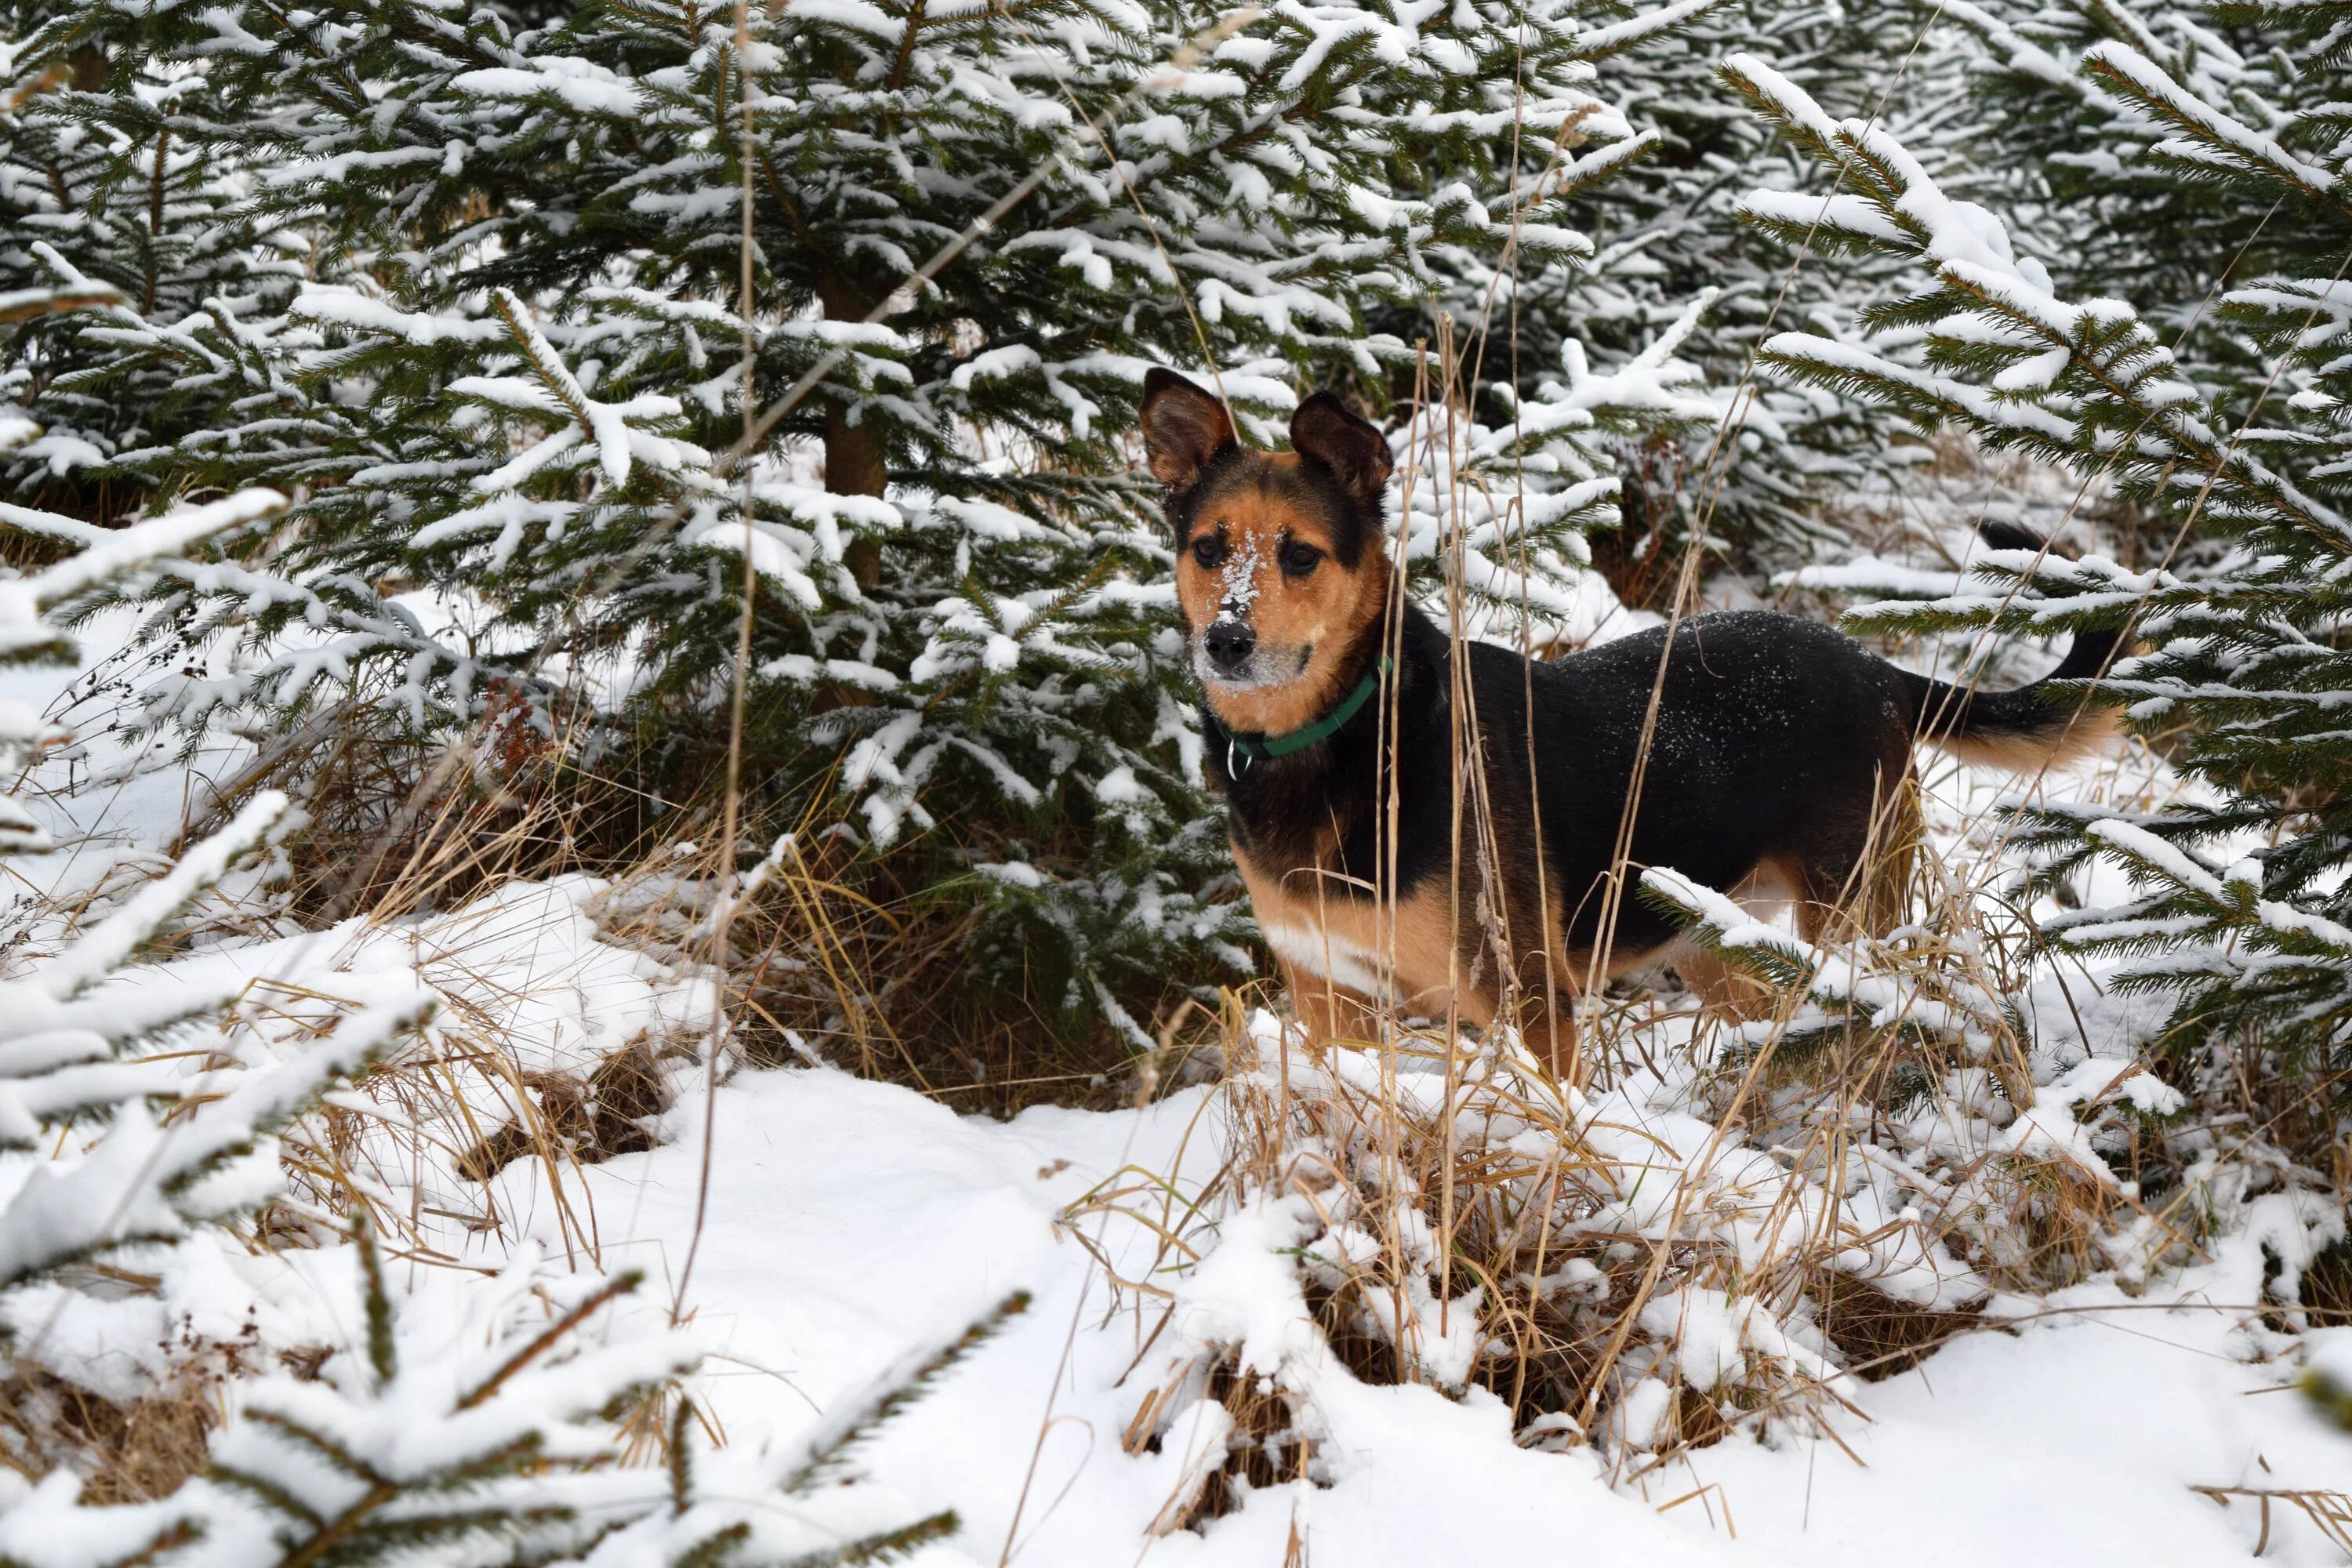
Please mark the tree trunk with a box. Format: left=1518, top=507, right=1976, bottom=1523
left=815, top=271, right=886, bottom=590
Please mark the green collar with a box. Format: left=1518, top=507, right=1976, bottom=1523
left=1221, top=655, right=1392, bottom=770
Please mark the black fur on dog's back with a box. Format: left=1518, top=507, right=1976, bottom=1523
left=1508, top=611, right=1916, bottom=956
left=1206, top=570, right=2117, bottom=972
left=1210, top=604, right=1921, bottom=965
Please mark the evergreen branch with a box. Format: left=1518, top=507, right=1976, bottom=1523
left=672, top=1523, right=752, bottom=1568
left=780, top=1291, right=1029, bottom=1494
left=458, top=1269, right=646, bottom=1410
left=278, top=1482, right=405, bottom=1568
left=233, top=1408, right=383, bottom=1492
left=205, top=1434, right=343, bottom=1530
left=355, top=1211, right=400, bottom=1386
left=668, top=1397, right=696, bottom=1516
left=2081, top=42, right=2352, bottom=226
left=782, top=1512, right=959, bottom=1567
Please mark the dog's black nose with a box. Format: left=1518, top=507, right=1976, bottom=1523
left=1203, top=621, right=1256, bottom=673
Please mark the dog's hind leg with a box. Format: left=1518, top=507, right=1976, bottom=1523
left=1795, top=771, right=1923, bottom=946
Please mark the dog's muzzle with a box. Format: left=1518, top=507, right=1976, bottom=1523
left=1190, top=625, right=1309, bottom=691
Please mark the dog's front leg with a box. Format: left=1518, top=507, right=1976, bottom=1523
left=1279, top=958, right=1388, bottom=1051
left=1508, top=982, right=1581, bottom=1087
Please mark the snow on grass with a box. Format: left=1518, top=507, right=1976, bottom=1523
left=455, top=1065, right=1765, bottom=1565
left=387, top=1047, right=2349, bottom=1566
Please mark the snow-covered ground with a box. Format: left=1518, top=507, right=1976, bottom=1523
left=444, top=1060, right=2352, bottom=1567
left=22, top=1016, right=2349, bottom=1563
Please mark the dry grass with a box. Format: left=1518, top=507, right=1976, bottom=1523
left=0, top=1363, right=223, bottom=1503
left=452, top=1038, right=668, bottom=1183
left=708, top=818, right=1214, bottom=1114
left=1094, top=801, right=2331, bottom=1531
left=2190, top=1483, right=2352, bottom=1559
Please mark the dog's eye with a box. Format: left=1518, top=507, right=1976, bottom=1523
left=1191, top=535, right=1224, bottom=570
left=1279, top=542, right=1323, bottom=577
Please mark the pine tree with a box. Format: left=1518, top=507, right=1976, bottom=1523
left=1722, top=34, right=2352, bottom=1068
left=0, top=401, right=1020, bottom=1554
left=0, top=318, right=287, bottom=856
left=2, top=0, right=1754, bottom=1042
left=0, top=412, right=432, bottom=1444
left=1495, top=0, right=1955, bottom=573
left=2, top=1219, right=1025, bottom=1568
left=0, top=34, right=296, bottom=514
left=1926, top=0, right=2323, bottom=334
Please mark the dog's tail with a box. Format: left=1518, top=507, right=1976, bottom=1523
left=1896, top=520, right=2125, bottom=772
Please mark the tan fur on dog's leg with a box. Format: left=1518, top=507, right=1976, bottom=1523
left=1505, top=979, right=1579, bottom=1083
left=1281, top=958, right=1385, bottom=1051
left=1661, top=936, right=1783, bottom=1022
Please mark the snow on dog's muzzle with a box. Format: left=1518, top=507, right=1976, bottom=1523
left=1203, top=619, right=1255, bottom=673
left=1191, top=618, right=1310, bottom=690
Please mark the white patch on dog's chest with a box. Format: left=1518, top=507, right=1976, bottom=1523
left=1261, top=920, right=1393, bottom=1001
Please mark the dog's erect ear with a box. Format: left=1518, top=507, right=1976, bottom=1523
left=1290, top=392, right=1391, bottom=507
left=1139, top=369, right=1236, bottom=492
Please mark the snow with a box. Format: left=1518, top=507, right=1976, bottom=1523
left=1675, top=1300, right=2352, bottom=1565
left=349, top=1058, right=2346, bottom=1566
left=1214, top=528, right=1263, bottom=619
left=1573, top=0, right=1723, bottom=57
left=452, top=60, right=646, bottom=118
left=458, top=1065, right=1749, bottom=1565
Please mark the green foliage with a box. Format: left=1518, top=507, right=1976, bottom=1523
left=1520, top=0, right=1944, bottom=568
left=0, top=35, right=297, bottom=510
left=1930, top=0, right=2340, bottom=332
left=1726, top=21, right=2352, bottom=1068
left=0, top=0, right=1774, bottom=1044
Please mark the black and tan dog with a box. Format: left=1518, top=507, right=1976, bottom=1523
left=1139, top=368, right=2118, bottom=1073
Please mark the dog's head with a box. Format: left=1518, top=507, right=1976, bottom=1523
left=1138, top=368, right=1393, bottom=737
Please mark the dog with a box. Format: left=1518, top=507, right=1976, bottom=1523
left=1138, top=368, right=2119, bottom=1075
